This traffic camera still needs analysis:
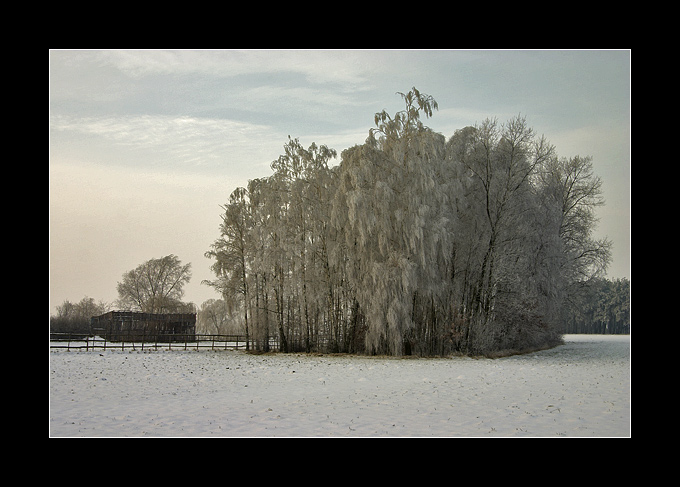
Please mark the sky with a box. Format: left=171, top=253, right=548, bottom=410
left=49, top=49, right=631, bottom=314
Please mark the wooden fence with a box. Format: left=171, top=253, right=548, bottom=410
left=49, top=333, right=279, bottom=352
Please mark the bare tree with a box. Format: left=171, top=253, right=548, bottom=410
left=116, top=254, right=192, bottom=313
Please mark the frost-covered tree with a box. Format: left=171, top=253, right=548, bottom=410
left=334, top=88, right=451, bottom=354
left=537, top=154, right=612, bottom=334
left=204, top=187, right=252, bottom=347
left=269, top=137, right=337, bottom=351
left=538, top=154, right=611, bottom=283
left=445, top=116, right=560, bottom=353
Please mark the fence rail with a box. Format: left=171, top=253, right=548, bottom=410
left=49, top=333, right=278, bottom=352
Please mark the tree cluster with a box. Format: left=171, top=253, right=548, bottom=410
left=205, top=88, right=612, bottom=356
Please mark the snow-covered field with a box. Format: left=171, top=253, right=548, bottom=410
left=49, top=334, right=630, bottom=437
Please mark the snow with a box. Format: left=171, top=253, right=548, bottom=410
left=49, top=334, right=630, bottom=437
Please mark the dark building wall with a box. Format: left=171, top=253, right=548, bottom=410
left=91, top=311, right=196, bottom=341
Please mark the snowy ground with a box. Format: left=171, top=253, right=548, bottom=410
left=49, top=334, right=630, bottom=437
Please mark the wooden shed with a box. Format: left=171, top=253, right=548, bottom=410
left=90, top=311, right=196, bottom=342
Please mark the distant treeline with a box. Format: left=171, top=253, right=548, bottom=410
left=560, top=277, right=630, bottom=334
left=50, top=296, right=108, bottom=335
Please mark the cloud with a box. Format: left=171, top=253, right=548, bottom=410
left=96, top=50, right=377, bottom=89
left=50, top=113, right=286, bottom=173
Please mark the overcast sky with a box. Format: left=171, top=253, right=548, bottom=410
left=49, top=49, right=630, bottom=313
